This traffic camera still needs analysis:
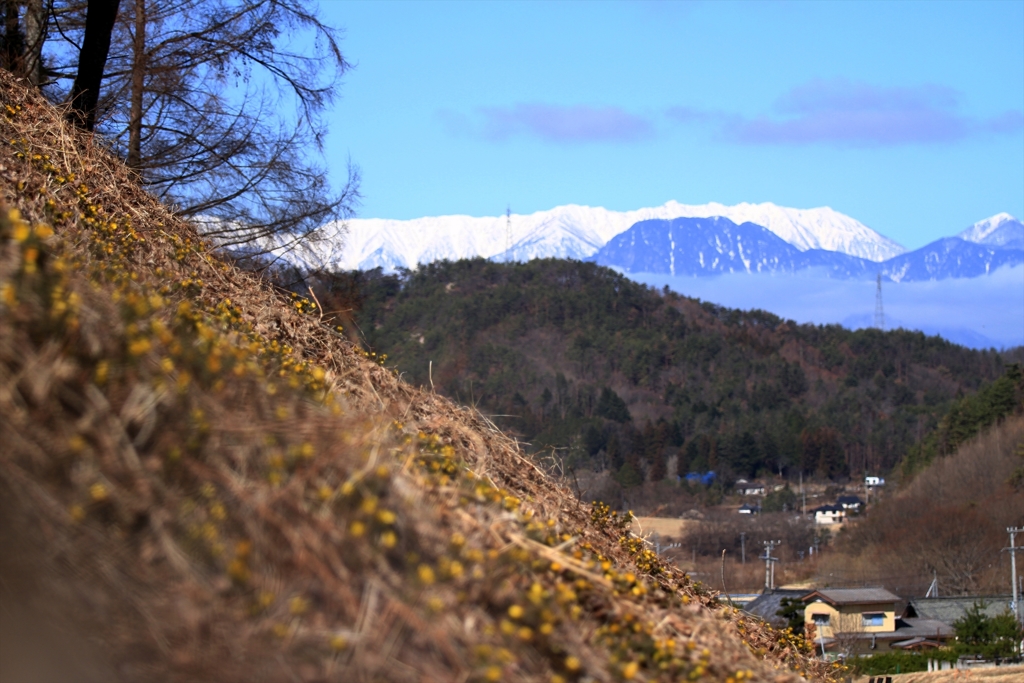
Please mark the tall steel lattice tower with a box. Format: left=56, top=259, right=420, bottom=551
left=874, top=272, right=885, bottom=330
left=505, top=205, right=512, bottom=261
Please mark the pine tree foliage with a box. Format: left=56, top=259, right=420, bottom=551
left=299, top=258, right=1016, bottom=487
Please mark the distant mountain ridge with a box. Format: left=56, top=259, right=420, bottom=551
left=957, top=212, right=1024, bottom=250
left=262, top=201, right=905, bottom=272
left=591, top=215, right=1024, bottom=282
left=251, top=201, right=1022, bottom=284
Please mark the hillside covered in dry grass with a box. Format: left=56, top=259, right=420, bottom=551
left=821, top=412, right=1024, bottom=597
left=0, top=72, right=843, bottom=682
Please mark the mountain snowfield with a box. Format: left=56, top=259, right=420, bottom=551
left=591, top=214, right=1024, bottom=282
left=957, top=212, right=1024, bottom=250
left=278, top=201, right=907, bottom=272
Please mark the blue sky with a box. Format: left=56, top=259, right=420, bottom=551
left=318, top=0, right=1024, bottom=250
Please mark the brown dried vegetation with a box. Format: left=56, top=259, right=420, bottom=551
left=822, top=414, right=1024, bottom=597
left=0, top=71, right=840, bottom=682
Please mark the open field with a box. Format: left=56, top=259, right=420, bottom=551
left=855, top=664, right=1024, bottom=683
left=631, top=516, right=702, bottom=539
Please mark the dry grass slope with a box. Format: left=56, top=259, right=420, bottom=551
left=0, top=71, right=840, bottom=683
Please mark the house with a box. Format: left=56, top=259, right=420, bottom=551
left=904, top=596, right=1014, bottom=625
left=864, top=476, right=885, bottom=488
left=812, top=504, right=846, bottom=525
left=738, top=503, right=760, bottom=515
left=836, top=495, right=864, bottom=512
left=743, top=588, right=808, bottom=629
left=736, top=481, right=766, bottom=496
left=802, top=588, right=955, bottom=656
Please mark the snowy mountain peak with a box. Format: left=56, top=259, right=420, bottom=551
left=957, top=213, right=1023, bottom=249
left=654, top=201, right=905, bottom=261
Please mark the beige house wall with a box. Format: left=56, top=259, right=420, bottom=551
left=803, top=600, right=896, bottom=639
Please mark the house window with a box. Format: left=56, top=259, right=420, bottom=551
left=862, top=613, right=885, bottom=627
left=811, top=613, right=830, bottom=626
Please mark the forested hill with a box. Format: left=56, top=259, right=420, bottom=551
left=310, top=258, right=1016, bottom=484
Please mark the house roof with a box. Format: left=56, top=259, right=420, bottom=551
left=742, top=589, right=808, bottom=628
left=836, top=496, right=864, bottom=505
left=905, top=596, right=1014, bottom=624
left=812, top=504, right=843, bottom=513
left=893, top=618, right=955, bottom=639
left=802, top=588, right=901, bottom=606
left=822, top=617, right=955, bottom=645
left=891, top=637, right=944, bottom=650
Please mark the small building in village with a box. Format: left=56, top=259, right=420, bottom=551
left=802, top=588, right=954, bottom=657
left=735, top=480, right=767, bottom=496
left=836, top=495, right=864, bottom=512
left=812, top=504, right=846, bottom=525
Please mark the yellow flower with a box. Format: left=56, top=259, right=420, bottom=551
left=359, top=496, right=378, bottom=515
left=288, top=595, right=308, bottom=615
left=89, top=482, right=108, bottom=501
left=417, top=564, right=435, bottom=585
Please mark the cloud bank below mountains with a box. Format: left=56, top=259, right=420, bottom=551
left=627, top=265, right=1024, bottom=350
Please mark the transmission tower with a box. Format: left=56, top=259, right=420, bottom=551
left=505, top=205, right=512, bottom=261
left=874, top=272, right=885, bottom=330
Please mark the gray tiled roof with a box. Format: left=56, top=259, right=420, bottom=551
left=742, top=589, right=808, bottom=628
left=829, top=619, right=954, bottom=642
left=803, top=588, right=901, bottom=605
left=906, top=596, right=1014, bottom=624
left=894, top=618, right=955, bottom=638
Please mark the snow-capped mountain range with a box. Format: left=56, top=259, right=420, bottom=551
left=591, top=215, right=1024, bottom=282
left=255, top=202, right=1022, bottom=283
left=273, top=201, right=905, bottom=273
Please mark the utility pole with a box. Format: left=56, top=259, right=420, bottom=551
left=763, top=540, right=781, bottom=591
left=800, top=472, right=806, bottom=516
left=740, top=532, right=747, bottom=565
left=1005, top=526, right=1024, bottom=624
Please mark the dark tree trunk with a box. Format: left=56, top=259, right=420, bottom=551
left=126, top=0, right=144, bottom=169
left=23, top=0, right=45, bottom=86
left=2, top=0, right=26, bottom=74
left=68, top=0, right=121, bottom=131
